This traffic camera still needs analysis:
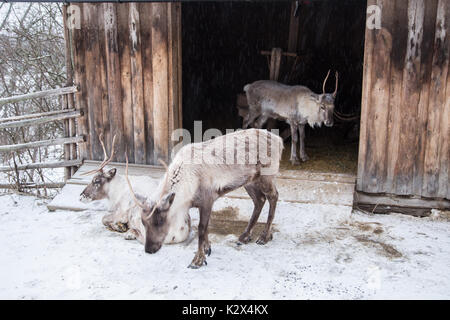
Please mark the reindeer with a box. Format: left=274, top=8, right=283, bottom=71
left=79, top=134, right=191, bottom=244
left=126, top=129, right=283, bottom=268
left=243, top=70, right=338, bottom=164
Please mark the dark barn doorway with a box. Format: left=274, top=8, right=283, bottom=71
left=182, top=0, right=367, bottom=174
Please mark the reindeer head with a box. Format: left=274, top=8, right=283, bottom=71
left=79, top=134, right=117, bottom=203
left=314, top=70, right=338, bottom=127
left=80, top=168, right=117, bottom=202
left=124, top=153, right=175, bottom=254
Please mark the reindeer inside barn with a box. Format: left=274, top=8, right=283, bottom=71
left=243, top=70, right=338, bottom=164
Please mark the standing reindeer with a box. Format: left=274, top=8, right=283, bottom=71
left=79, top=134, right=191, bottom=244
left=126, top=129, right=283, bottom=268
left=243, top=70, right=338, bottom=164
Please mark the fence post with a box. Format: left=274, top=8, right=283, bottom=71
left=63, top=4, right=78, bottom=179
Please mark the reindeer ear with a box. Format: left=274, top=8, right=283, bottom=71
left=160, top=192, right=175, bottom=211
left=105, top=168, right=117, bottom=180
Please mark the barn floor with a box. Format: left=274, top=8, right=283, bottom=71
left=1, top=193, right=449, bottom=299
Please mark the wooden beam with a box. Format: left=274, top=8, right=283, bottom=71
left=84, top=3, right=105, bottom=161
left=363, top=0, right=394, bottom=193
left=117, top=3, right=134, bottom=163
left=354, top=191, right=450, bottom=217
left=129, top=2, right=147, bottom=164
left=71, top=3, right=89, bottom=160
left=0, top=136, right=84, bottom=153
left=140, top=2, right=155, bottom=165
left=104, top=3, right=125, bottom=163
left=0, top=182, right=65, bottom=189
left=0, top=108, right=76, bottom=123
left=287, top=1, right=300, bottom=54
left=0, top=110, right=81, bottom=130
left=151, top=3, right=169, bottom=163
left=0, top=86, right=78, bottom=106
left=0, top=159, right=82, bottom=172
left=422, top=0, right=449, bottom=198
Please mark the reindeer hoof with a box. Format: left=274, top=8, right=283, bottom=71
left=205, top=246, right=212, bottom=256
left=290, top=158, right=300, bottom=166
left=300, top=154, right=309, bottom=162
left=124, top=230, right=136, bottom=240
left=188, top=251, right=207, bottom=268
left=188, top=260, right=207, bottom=269
left=256, top=232, right=273, bottom=245
left=238, top=233, right=252, bottom=244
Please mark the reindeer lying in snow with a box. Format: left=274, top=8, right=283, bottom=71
left=126, top=129, right=284, bottom=268
left=79, top=134, right=191, bottom=245
left=243, top=70, right=338, bottom=164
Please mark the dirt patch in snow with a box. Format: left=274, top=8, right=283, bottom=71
left=353, top=235, right=402, bottom=259
left=196, top=206, right=277, bottom=238
left=296, top=218, right=402, bottom=259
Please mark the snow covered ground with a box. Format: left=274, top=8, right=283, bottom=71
left=0, top=192, right=449, bottom=300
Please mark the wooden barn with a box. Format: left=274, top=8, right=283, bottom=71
left=57, top=0, right=449, bottom=215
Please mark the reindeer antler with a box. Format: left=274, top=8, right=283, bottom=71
left=147, top=159, right=170, bottom=218
left=333, top=71, right=339, bottom=98
left=125, top=153, right=171, bottom=218
left=81, top=134, right=117, bottom=176
left=322, top=69, right=331, bottom=94
left=125, top=151, right=147, bottom=209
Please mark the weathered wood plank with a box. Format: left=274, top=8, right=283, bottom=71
left=151, top=3, right=170, bottom=163
left=117, top=3, right=134, bottom=163
left=357, top=0, right=377, bottom=192
left=177, top=3, right=182, bottom=132
left=0, top=86, right=78, bottom=106
left=103, top=3, right=125, bottom=163
left=443, top=66, right=450, bottom=200
left=63, top=4, right=75, bottom=180
left=0, top=108, right=77, bottom=123
left=359, top=0, right=394, bottom=193
left=0, top=182, right=65, bottom=189
left=71, top=4, right=89, bottom=160
left=436, top=0, right=450, bottom=199
left=395, top=0, right=425, bottom=195
left=0, top=136, right=84, bottom=153
left=168, top=2, right=182, bottom=158
left=385, top=0, right=408, bottom=193
left=354, top=191, right=450, bottom=216
left=97, top=4, right=111, bottom=156
left=422, top=0, right=449, bottom=197
left=413, top=0, right=438, bottom=197
left=129, top=2, right=147, bottom=164
left=0, top=110, right=81, bottom=130
left=0, top=159, right=82, bottom=172
left=83, top=3, right=104, bottom=161
left=140, top=2, right=155, bottom=165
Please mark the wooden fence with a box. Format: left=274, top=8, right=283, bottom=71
left=0, top=86, right=83, bottom=189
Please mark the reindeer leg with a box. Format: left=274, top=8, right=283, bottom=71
left=289, top=123, right=300, bottom=165
left=188, top=201, right=213, bottom=269
left=298, top=124, right=309, bottom=162
left=256, top=177, right=278, bottom=245
left=102, top=212, right=128, bottom=233
left=238, top=184, right=266, bottom=244
left=203, top=229, right=211, bottom=256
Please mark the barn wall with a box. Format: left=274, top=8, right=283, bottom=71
left=357, top=0, right=449, bottom=203
left=70, top=2, right=181, bottom=164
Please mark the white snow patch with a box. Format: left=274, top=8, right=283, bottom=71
left=0, top=193, right=449, bottom=299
